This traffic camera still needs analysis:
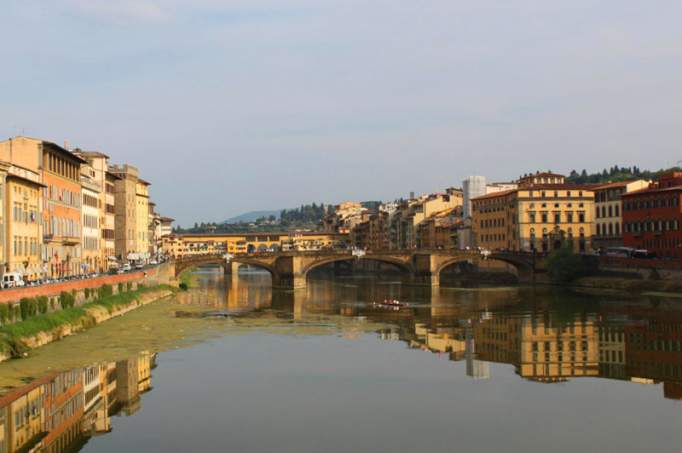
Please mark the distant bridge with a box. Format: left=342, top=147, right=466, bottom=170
left=174, top=250, right=544, bottom=290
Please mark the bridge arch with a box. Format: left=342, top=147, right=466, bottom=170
left=231, top=258, right=278, bottom=278
left=175, top=256, right=229, bottom=277
left=434, top=254, right=533, bottom=284
left=301, top=255, right=413, bottom=279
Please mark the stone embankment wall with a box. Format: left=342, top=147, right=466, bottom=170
left=0, top=262, right=176, bottom=304
left=0, top=262, right=176, bottom=327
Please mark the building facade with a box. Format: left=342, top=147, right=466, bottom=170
left=622, top=172, right=682, bottom=258
left=0, top=137, right=46, bottom=281
left=42, top=143, right=86, bottom=278
left=592, top=180, right=649, bottom=251
left=472, top=172, right=595, bottom=253
left=110, top=165, right=139, bottom=261
left=80, top=162, right=102, bottom=273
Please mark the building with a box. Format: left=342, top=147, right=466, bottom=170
left=463, top=176, right=487, bottom=219
left=389, top=190, right=463, bottom=250
left=622, top=172, right=682, bottom=258
left=75, top=151, right=117, bottom=271
left=79, top=161, right=103, bottom=273
left=162, top=232, right=349, bottom=258
left=592, top=180, right=649, bottom=251
left=136, top=179, right=151, bottom=261
left=0, top=137, right=45, bottom=281
left=416, top=207, right=462, bottom=249
left=472, top=172, right=596, bottom=253
left=42, top=143, right=87, bottom=278
left=322, top=201, right=369, bottom=234
left=109, top=164, right=149, bottom=262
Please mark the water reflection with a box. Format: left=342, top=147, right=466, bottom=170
left=0, top=352, right=155, bottom=452
left=3, top=268, right=682, bottom=452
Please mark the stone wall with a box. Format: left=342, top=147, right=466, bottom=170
left=0, top=262, right=176, bottom=304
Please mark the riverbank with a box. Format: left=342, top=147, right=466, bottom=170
left=567, top=276, right=682, bottom=297
left=0, top=285, right=175, bottom=363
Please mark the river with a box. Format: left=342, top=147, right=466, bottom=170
left=1, top=267, right=681, bottom=452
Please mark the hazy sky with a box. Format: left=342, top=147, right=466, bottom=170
left=2, top=1, right=681, bottom=225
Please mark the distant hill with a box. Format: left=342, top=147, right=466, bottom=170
left=225, top=210, right=281, bottom=224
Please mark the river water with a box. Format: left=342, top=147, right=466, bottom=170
left=1, top=268, right=682, bottom=452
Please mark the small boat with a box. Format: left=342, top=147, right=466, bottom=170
left=372, top=299, right=408, bottom=309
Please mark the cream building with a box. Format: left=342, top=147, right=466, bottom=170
left=592, top=180, right=649, bottom=251
left=136, top=179, right=150, bottom=260
left=473, top=172, right=596, bottom=253
left=80, top=162, right=102, bottom=273
left=75, top=151, right=117, bottom=270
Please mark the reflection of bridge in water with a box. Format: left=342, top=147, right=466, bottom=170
left=175, top=250, right=544, bottom=289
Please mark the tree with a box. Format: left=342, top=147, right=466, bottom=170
left=546, top=245, right=588, bottom=283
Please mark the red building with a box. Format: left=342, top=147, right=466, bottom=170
left=622, top=172, right=682, bottom=258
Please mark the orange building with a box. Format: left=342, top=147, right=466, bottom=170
left=42, top=143, right=87, bottom=278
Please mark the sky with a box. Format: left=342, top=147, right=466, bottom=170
left=2, top=1, right=681, bottom=226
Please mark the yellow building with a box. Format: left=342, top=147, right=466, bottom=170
left=472, top=172, right=596, bottom=253
left=162, top=232, right=349, bottom=258
left=0, top=137, right=46, bottom=281
left=135, top=179, right=150, bottom=259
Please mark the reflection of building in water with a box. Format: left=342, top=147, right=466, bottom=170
left=474, top=315, right=519, bottom=366
left=0, top=352, right=157, bottom=453
left=599, top=324, right=627, bottom=380
left=518, top=315, right=599, bottom=382
left=465, top=327, right=490, bottom=380
left=116, top=352, right=155, bottom=416
left=42, top=369, right=85, bottom=452
left=625, top=314, right=682, bottom=400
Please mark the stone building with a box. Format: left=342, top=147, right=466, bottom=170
left=472, top=172, right=596, bottom=253
left=0, top=137, right=45, bottom=281
left=592, top=180, right=649, bottom=251
left=42, top=142, right=86, bottom=278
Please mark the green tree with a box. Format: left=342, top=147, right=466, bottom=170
left=546, top=246, right=588, bottom=283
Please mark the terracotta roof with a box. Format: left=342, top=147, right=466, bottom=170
left=471, top=189, right=517, bottom=201
left=623, top=185, right=682, bottom=196
left=593, top=180, right=648, bottom=190
left=74, top=150, right=110, bottom=159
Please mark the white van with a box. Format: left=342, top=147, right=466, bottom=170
left=2, top=273, right=25, bottom=289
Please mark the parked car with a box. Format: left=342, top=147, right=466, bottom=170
left=149, top=259, right=158, bottom=266
left=2, top=272, right=25, bottom=289
left=632, top=249, right=657, bottom=259
left=121, top=263, right=132, bottom=272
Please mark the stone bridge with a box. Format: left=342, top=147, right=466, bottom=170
left=175, top=250, right=543, bottom=290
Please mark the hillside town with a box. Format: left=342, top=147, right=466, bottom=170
left=164, top=170, right=682, bottom=261
left=0, top=136, right=173, bottom=286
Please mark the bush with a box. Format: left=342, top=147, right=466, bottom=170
left=12, top=305, right=21, bottom=322
left=60, top=291, right=75, bottom=309
left=37, top=296, right=49, bottom=314
left=84, top=288, right=91, bottom=299
left=0, top=304, right=9, bottom=324
left=98, top=284, right=113, bottom=299
left=118, top=282, right=124, bottom=293
left=126, top=282, right=133, bottom=292
left=546, top=246, right=588, bottom=283
left=19, top=298, right=38, bottom=321
left=179, top=282, right=188, bottom=291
